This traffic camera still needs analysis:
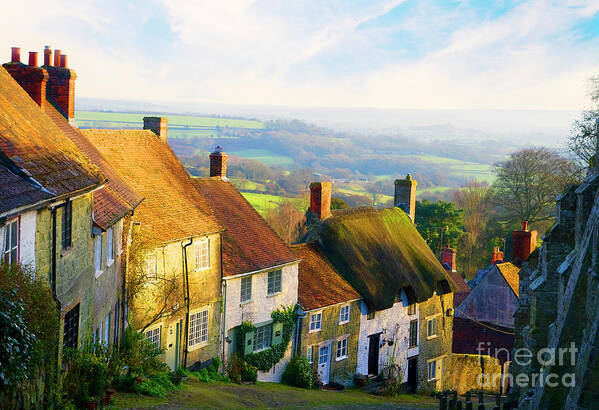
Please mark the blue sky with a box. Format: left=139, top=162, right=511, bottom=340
left=2, top=0, right=599, bottom=110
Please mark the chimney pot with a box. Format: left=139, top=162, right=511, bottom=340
left=309, top=182, right=332, bottom=220
left=11, top=47, right=20, bottom=63
left=441, top=245, right=457, bottom=272
left=53, top=49, right=61, bottom=67
left=60, top=54, right=67, bottom=68
left=28, top=52, right=38, bottom=67
left=491, top=246, right=504, bottom=265
left=209, top=146, right=229, bottom=178
left=522, top=220, right=528, bottom=231
left=43, top=46, right=52, bottom=66
left=394, top=174, right=418, bottom=222
left=143, top=117, right=168, bottom=143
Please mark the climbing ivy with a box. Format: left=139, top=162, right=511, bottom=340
left=237, top=305, right=296, bottom=372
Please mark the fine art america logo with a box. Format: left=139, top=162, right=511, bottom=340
left=476, top=342, right=578, bottom=389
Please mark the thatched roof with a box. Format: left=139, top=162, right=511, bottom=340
left=318, top=207, right=456, bottom=310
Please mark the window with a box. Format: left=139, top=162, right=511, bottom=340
left=427, top=317, right=438, bottom=339
left=104, top=313, right=111, bottom=344
left=309, top=312, right=322, bottom=332
left=194, top=238, right=210, bottom=270
left=336, top=338, right=348, bottom=360
left=408, top=301, right=416, bottom=315
left=409, top=320, right=418, bottom=347
left=63, top=304, right=80, bottom=349
left=144, top=326, right=161, bottom=350
left=306, top=346, right=313, bottom=364
left=253, top=324, right=272, bottom=351
left=106, top=227, right=114, bottom=266
left=240, top=276, right=252, bottom=303
left=189, top=309, right=209, bottom=347
left=2, top=219, right=18, bottom=266
left=145, top=254, right=157, bottom=278
left=113, top=301, right=120, bottom=344
left=267, top=270, right=282, bottom=295
left=62, top=200, right=72, bottom=250
left=318, top=345, right=329, bottom=365
left=367, top=307, right=375, bottom=320
left=428, top=359, right=441, bottom=381
left=339, top=305, right=350, bottom=324
left=94, top=234, right=102, bottom=274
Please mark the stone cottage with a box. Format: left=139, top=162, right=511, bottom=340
left=290, top=242, right=362, bottom=386
left=193, top=149, right=300, bottom=382
left=303, top=178, right=456, bottom=393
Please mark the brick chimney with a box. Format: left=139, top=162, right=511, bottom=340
left=43, top=47, right=77, bottom=122
left=3, top=47, right=49, bottom=107
left=209, top=146, right=228, bottom=178
left=143, top=117, right=168, bottom=142
left=491, top=246, right=504, bottom=265
left=512, top=221, right=537, bottom=263
left=394, top=174, right=418, bottom=222
left=441, top=244, right=457, bottom=272
left=310, top=182, right=332, bottom=220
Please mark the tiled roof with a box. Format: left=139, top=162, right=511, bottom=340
left=82, top=129, right=220, bottom=244
left=496, top=262, right=520, bottom=298
left=192, top=177, right=297, bottom=277
left=42, top=103, right=142, bottom=229
left=446, top=270, right=470, bottom=307
left=0, top=66, right=104, bottom=207
left=0, top=164, right=52, bottom=214
left=291, top=242, right=361, bottom=311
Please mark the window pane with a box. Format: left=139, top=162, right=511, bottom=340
left=319, top=346, right=328, bottom=364
left=253, top=324, right=272, bottom=351
left=241, top=276, right=252, bottom=302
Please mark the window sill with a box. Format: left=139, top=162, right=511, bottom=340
left=266, top=291, right=282, bottom=298
left=339, top=320, right=349, bottom=325
left=188, top=340, right=209, bottom=352
left=335, top=355, right=348, bottom=362
left=195, top=266, right=210, bottom=273
left=106, top=258, right=114, bottom=268
left=60, top=247, right=73, bottom=258
left=409, top=344, right=418, bottom=349
left=240, top=299, right=253, bottom=306
left=427, top=335, right=438, bottom=341
left=94, top=269, right=104, bottom=279
left=309, top=328, right=322, bottom=334
left=253, top=346, right=271, bottom=353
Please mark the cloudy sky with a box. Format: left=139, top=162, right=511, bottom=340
left=2, top=0, right=599, bottom=110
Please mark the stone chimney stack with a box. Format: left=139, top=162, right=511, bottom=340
left=310, top=182, right=332, bottom=220
left=209, top=146, right=228, bottom=178
left=44, top=47, right=77, bottom=122
left=3, top=46, right=49, bottom=107
left=512, top=220, right=537, bottom=263
left=441, top=244, right=457, bottom=272
left=491, top=246, right=504, bottom=264
left=143, top=117, right=168, bottom=142
left=394, top=174, right=418, bottom=222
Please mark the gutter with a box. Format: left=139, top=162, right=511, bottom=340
left=221, top=259, right=301, bottom=281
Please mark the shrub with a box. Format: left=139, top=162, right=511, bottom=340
left=228, top=354, right=257, bottom=384
left=119, top=325, right=168, bottom=377
left=192, top=357, right=229, bottom=383
left=61, top=347, right=109, bottom=406
left=133, top=372, right=176, bottom=398
left=282, top=356, right=314, bottom=389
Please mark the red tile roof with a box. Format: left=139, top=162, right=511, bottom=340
left=291, top=242, right=361, bottom=311
left=496, top=262, right=520, bottom=298
left=192, top=177, right=297, bottom=277
left=42, top=103, right=142, bottom=229
left=82, top=129, right=220, bottom=244
left=446, top=270, right=470, bottom=307
left=0, top=66, right=104, bottom=207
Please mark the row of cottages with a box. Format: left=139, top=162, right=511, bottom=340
left=0, top=47, right=140, bottom=358
left=294, top=179, right=457, bottom=392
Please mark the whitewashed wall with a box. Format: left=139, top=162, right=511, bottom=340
left=223, top=263, right=299, bottom=382
left=356, top=290, right=418, bottom=382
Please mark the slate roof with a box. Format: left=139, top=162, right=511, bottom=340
left=43, top=103, right=142, bottom=229
left=496, top=262, right=520, bottom=298
left=0, top=164, right=53, bottom=214
left=317, top=207, right=457, bottom=310
left=82, top=129, right=220, bottom=244
left=291, top=242, right=361, bottom=311
left=0, top=66, right=104, bottom=211
left=192, top=177, right=297, bottom=277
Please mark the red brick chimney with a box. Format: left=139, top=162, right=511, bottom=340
left=209, top=146, right=228, bottom=178
left=143, top=117, right=168, bottom=142
left=491, top=246, right=504, bottom=265
left=44, top=47, right=77, bottom=122
left=512, top=221, right=537, bottom=263
left=441, top=244, right=457, bottom=272
left=394, top=174, right=418, bottom=222
left=310, top=182, right=332, bottom=220
left=3, top=47, right=49, bottom=107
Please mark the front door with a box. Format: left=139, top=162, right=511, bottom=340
left=407, top=356, right=418, bottom=393
left=165, top=321, right=181, bottom=370
left=368, top=334, right=380, bottom=377
left=317, top=344, right=331, bottom=385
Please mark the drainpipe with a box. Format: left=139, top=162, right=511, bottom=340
left=182, top=239, right=193, bottom=368
left=294, top=308, right=308, bottom=356
left=221, top=279, right=227, bottom=376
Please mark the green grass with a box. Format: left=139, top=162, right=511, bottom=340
left=230, top=178, right=267, bottom=192
left=230, top=149, right=295, bottom=167
left=108, top=379, right=438, bottom=409
left=241, top=192, right=305, bottom=216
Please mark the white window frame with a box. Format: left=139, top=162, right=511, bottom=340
left=106, top=227, right=114, bottom=268
left=194, top=238, right=210, bottom=271
left=253, top=323, right=273, bottom=352
left=145, top=253, right=157, bottom=278
left=93, top=234, right=103, bottom=277
left=318, top=345, right=329, bottom=365
left=309, top=312, right=322, bottom=333
left=144, top=325, right=161, bottom=350
left=336, top=338, right=348, bottom=361
left=267, top=269, right=282, bottom=295
left=339, top=304, right=350, bottom=324
left=427, top=357, right=443, bottom=381
left=307, top=345, right=313, bottom=364
left=240, top=275, right=252, bottom=303
left=426, top=314, right=440, bottom=340
left=2, top=218, right=19, bottom=266
left=103, top=313, right=111, bottom=344
left=188, top=308, right=209, bottom=350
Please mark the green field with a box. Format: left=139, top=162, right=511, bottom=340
left=401, top=155, right=495, bottom=184
left=241, top=192, right=306, bottom=216
left=230, top=178, right=267, bottom=192
left=229, top=149, right=295, bottom=167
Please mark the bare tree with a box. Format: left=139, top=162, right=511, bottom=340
left=264, top=200, right=307, bottom=244
left=567, top=75, right=599, bottom=166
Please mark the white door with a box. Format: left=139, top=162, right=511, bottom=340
left=318, top=344, right=331, bottom=385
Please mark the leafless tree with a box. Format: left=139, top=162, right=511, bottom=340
left=265, top=200, right=307, bottom=244
left=567, top=75, right=599, bottom=166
